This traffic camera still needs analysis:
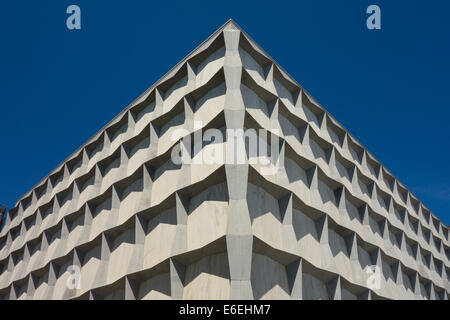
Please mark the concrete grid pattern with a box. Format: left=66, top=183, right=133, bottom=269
left=0, top=20, right=448, bottom=300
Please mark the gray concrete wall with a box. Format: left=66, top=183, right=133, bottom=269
left=0, top=20, right=448, bottom=300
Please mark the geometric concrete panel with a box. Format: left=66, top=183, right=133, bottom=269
left=0, top=19, right=448, bottom=300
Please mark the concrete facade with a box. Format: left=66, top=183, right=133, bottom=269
left=0, top=20, right=448, bottom=300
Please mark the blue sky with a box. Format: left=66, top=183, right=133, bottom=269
left=1, top=0, right=449, bottom=225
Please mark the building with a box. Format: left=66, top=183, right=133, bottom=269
left=0, top=20, right=448, bottom=300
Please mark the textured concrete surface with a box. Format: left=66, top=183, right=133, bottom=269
left=0, top=20, right=448, bottom=300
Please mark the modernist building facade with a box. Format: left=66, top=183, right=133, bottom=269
left=0, top=20, right=448, bottom=300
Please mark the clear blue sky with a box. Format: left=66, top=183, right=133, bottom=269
left=1, top=1, right=449, bottom=225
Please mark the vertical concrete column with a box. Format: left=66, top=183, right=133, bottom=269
left=392, top=261, right=405, bottom=299
left=294, top=88, right=303, bottom=110
left=326, top=275, right=342, bottom=300
left=6, top=254, right=14, bottom=274
left=4, top=230, right=13, bottom=259
left=286, top=258, right=303, bottom=300
left=73, top=247, right=84, bottom=270
left=170, top=258, right=186, bottom=300
left=278, top=193, right=298, bottom=255
left=267, top=97, right=284, bottom=182
left=23, top=242, right=31, bottom=266
left=43, top=261, right=59, bottom=299
left=138, top=163, right=154, bottom=211
left=340, top=133, right=351, bottom=163
left=169, top=192, right=189, bottom=300
left=403, top=212, right=412, bottom=238
left=64, top=248, right=82, bottom=300
left=186, top=61, right=197, bottom=92
left=43, top=179, right=53, bottom=205
left=78, top=204, right=93, bottom=246
left=406, top=192, right=418, bottom=219
left=335, top=186, right=348, bottom=223
left=155, top=87, right=165, bottom=116
left=315, top=214, right=333, bottom=270
left=124, top=275, right=139, bottom=300
left=40, top=231, right=50, bottom=256
left=127, top=110, right=136, bottom=137
left=176, top=97, right=194, bottom=191
left=317, top=109, right=327, bottom=132
left=386, top=197, right=396, bottom=222
left=50, top=193, right=61, bottom=227
left=103, top=130, right=112, bottom=158
left=359, top=150, right=369, bottom=176
left=299, top=122, right=309, bottom=146
left=54, top=219, right=70, bottom=259
left=91, top=233, right=112, bottom=289
left=128, top=214, right=146, bottom=274
left=345, top=232, right=361, bottom=284
left=93, top=163, right=103, bottom=193
left=379, top=218, right=391, bottom=249
left=300, top=125, right=315, bottom=161
left=410, top=271, right=421, bottom=299
left=427, top=281, right=436, bottom=300
left=171, top=192, right=189, bottom=257
left=149, top=122, right=160, bottom=159
left=101, top=233, right=113, bottom=260
left=118, top=145, right=129, bottom=179
left=223, top=23, right=253, bottom=300
left=359, top=203, right=371, bottom=239
left=370, top=247, right=384, bottom=297
left=392, top=180, right=403, bottom=206
left=61, top=164, right=71, bottom=191
left=106, top=185, right=121, bottom=230
left=68, top=181, right=81, bottom=216
left=26, top=274, right=38, bottom=299
left=326, top=146, right=338, bottom=178
left=306, top=164, right=320, bottom=207
left=8, top=283, right=18, bottom=300
left=274, top=140, right=288, bottom=186
left=33, top=208, right=43, bottom=241
left=81, top=147, right=90, bottom=169
left=397, top=231, right=408, bottom=262
left=19, top=221, right=27, bottom=247
left=31, top=190, right=38, bottom=210
left=349, top=165, right=360, bottom=195
left=316, top=215, right=328, bottom=244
